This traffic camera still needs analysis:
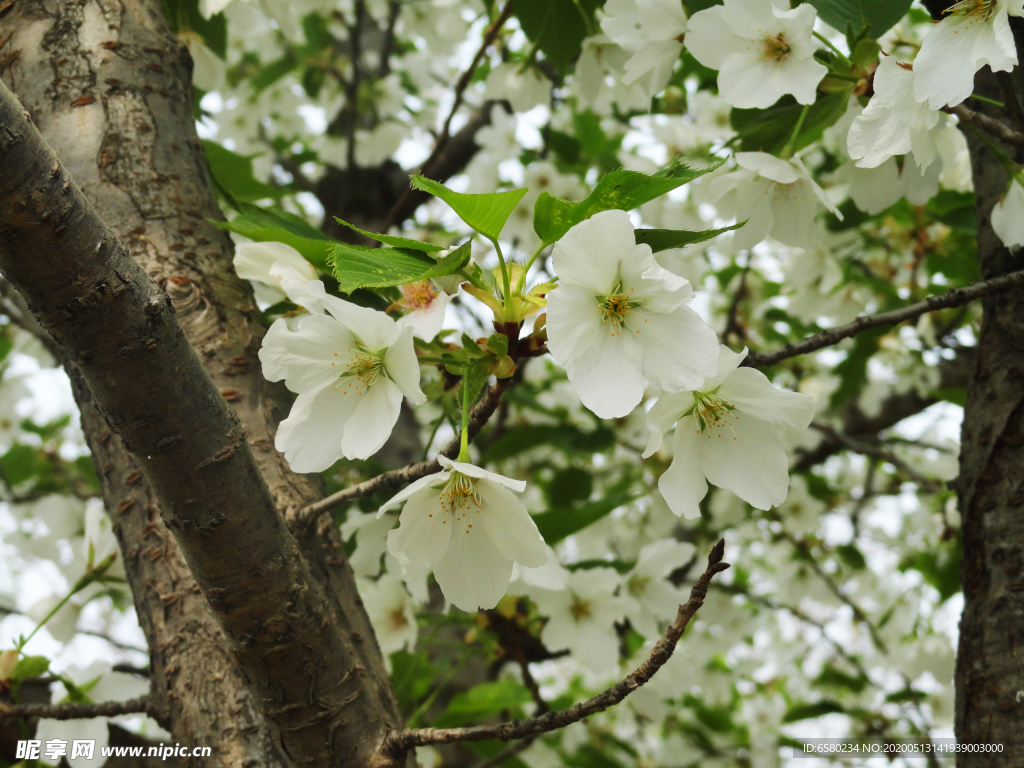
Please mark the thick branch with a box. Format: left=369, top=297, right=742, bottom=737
left=0, top=80, right=398, bottom=767
left=377, top=540, right=730, bottom=760
left=743, top=270, right=1024, bottom=368
left=0, top=697, right=151, bottom=721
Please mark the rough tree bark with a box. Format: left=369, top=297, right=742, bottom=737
left=0, top=0, right=410, bottom=765
left=955, top=36, right=1024, bottom=768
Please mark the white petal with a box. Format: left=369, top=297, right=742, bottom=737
left=320, top=294, right=400, bottom=352
left=636, top=304, right=719, bottom=392
left=259, top=315, right=355, bottom=393
left=623, top=39, right=682, bottom=86
left=234, top=241, right=315, bottom=284
left=546, top=283, right=604, bottom=366
left=433, top=514, right=514, bottom=611
left=377, top=470, right=450, bottom=516
left=718, top=54, right=786, bottom=109
left=275, top=389, right=359, bottom=473
left=439, top=456, right=527, bottom=492
left=699, top=413, right=791, bottom=510
left=992, top=179, right=1024, bottom=248
left=736, top=152, right=802, bottom=184
left=476, top=480, right=547, bottom=567
left=341, top=377, right=403, bottom=459
left=384, top=326, right=426, bottom=404
left=387, top=490, right=451, bottom=573
left=551, top=209, right=638, bottom=292
left=272, top=262, right=325, bottom=313
left=564, top=329, right=645, bottom=419
left=717, top=368, right=816, bottom=429
left=396, top=291, right=452, bottom=339
left=684, top=5, right=734, bottom=70
left=659, top=423, right=708, bottom=518
left=643, top=391, right=693, bottom=458
left=702, top=344, right=749, bottom=391
left=636, top=539, right=697, bottom=579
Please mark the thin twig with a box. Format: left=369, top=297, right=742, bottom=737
left=378, top=1, right=401, bottom=77
left=943, top=103, right=1024, bottom=149
left=296, top=378, right=513, bottom=526
left=995, top=72, right=1024, bottom=134
left=345, top=0, right=367, bottom=168
left=743, top=269, right=1024, bottom=368
left=722, top=255, right=750, bottom=344
left=377, top=540, right=729, bottom=759
left=381, top=2, right=514, bottom=231
left=0, top=696, right=151, bottom=721
left=810, top=423, right=944, bottom=491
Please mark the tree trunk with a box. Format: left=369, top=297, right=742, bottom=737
left=0, top=0, right=406, bottom=765
left=956, top=52, right=1024, bottom=768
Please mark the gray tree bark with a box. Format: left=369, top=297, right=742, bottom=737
left=0, top=0, right=408, bottom=764
left=955, top=45, right=1024, bottom=768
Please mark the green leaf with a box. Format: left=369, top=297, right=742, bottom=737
left=634, top=222, right=743, bottom=252
left=533, top=491, right=635, bottom=545
left=814, top=666, right=868, bottom=694
left=511, top=0, right=604, bottom=69
left=214, top=204, right=334, bottom=270
left=432, top=679, right=532, bottom=728
left=160, top=0, right=227, bottom=58
left=480, top=424, right=615, bottom=462
left=203, top=141, right=282, bottom=205
left=804, top=0, right=913, bottom=37
left=1, top=444, right=43, bottom=487
left=829, top=326, right=887, bottom=408
left=250, top=52, right=299, bottom=92
left=730, top=92, right=850, bottom=155
left=533, top=157, right=723, bottom=245
left=782, top=700, right=845, bottom=723
left=333, top=218, right=444, bottom=252
left=12, top=655, right=50, bottom=681
left=899, top=536, right=962, bottom=602
left=546, top=467, right=593, bottom=507
left=409, top=175, right=528, bottom=241
left=330, top=241, right=471, bottom=294
left=835, top=543, right=867, bottom=570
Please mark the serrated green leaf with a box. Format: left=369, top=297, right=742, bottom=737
left=214, top=204, right=334, bottom=270
left=333, top=218, right=444, bottom=252
left=204, top=141, right=283, bottom=205
left=805, top=0, right=912, bottom=37
left=409, top=175, right=527, bottom=241
left=511, top=0, right=604, bottom=69
left=635, top=222, right=743, bottom=252
left=12, top=655, right=50, bottom=681
left=730, top=92, right=850, bottom=155
left=533, top=158, right=723, bottom=245
left=330, top=241, right=471, bottom=294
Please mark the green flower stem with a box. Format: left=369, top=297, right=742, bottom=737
left=781, top=104, right=811, bottom=160
left=516, top=242, right=548, bottom=293
left=964, top=122, right=1022, bottom=178
left=457, top=370, right=472, bottom=463
left=489, top=237, right=513, bottom=310
left=18, top=592, right=74, bottom=651
left=969, top=94, right=1005, bottom=109
left=813, top=31, right=850, bottom=66
left=415, top=356, right=450, bottom=364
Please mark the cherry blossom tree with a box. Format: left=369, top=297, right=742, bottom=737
left=2, top=0, right=1024, bottom=767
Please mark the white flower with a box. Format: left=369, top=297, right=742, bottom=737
left=622, top=539, right=694, bottom=638
left=484, top=63, right=551, bottom=113
left=848, top=56, right=941, bottom=170
left=259, top=286, right=426, bottom=471
left=992, top=174, right=1024, bottom=248
left=358, top=573, right=418, bottom=666
left=643, top=345, right=816, bottom=518
left=841, top=152, right=941, bottom=215
left=388, top=280, right=452, bottom=340
left=546, top=210, right=719, bottom=419
left=685, top=0, right=826, bottom=109
left=600, top=0, right=688, bottom=89
left=233, top=241, right=319, bottom=307
left=709, top=152, right=841, bottom=249
left=914, top=0, right=1024, bottom=110
left=529, top=568, right=637, bottom=672
left=378, top=457, right=547, bottom=612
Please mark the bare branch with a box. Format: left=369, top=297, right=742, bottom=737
left=943, top=103, right=1024, bottom=148
left=376, top=540, right=730, bottom=760
left=995, top=72, right=1024, bottom=133
left=743, top=269, right=1024, bottom=368
left=381, top=2, right=514, bottom=230
left=810, top=423, right=944, bottom=491
left=0, top=696, right=151, bottom=721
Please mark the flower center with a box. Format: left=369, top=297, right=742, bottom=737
left=945, top=0, right=995, bottom=19
left=598, top=282, right=644, bottom=336
left=392, top=280, right=439, bottom=312
left=761, top=32, right=791, bottom=62
left=440, top=471, right=482, bottom=528
left=335, top=345, right=385, bottom=395
left=388, top=607, right=409, bottom=631
left=626, top=574, right=649, bottom=598
left=693, top=391, right=739, bottom=439
left=568, top=593, right=592, bottom=621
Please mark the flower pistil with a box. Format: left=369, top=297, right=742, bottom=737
left=693, top=391, right=739, bottom=439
